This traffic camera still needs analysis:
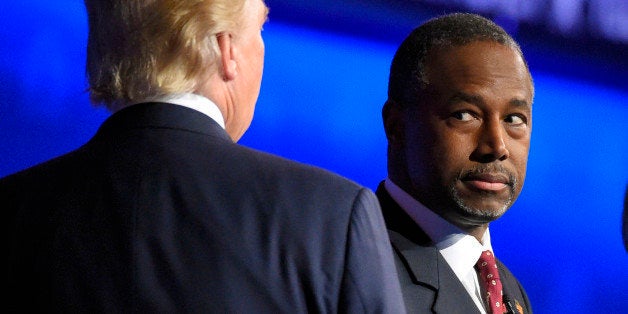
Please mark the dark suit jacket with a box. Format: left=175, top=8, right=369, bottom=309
left=376, top=183, right=531, bottom=314
left=1, top=103, right=405, bottom=313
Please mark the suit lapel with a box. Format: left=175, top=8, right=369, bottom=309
left=389, top=230, right=480, bottom=313
left=377, top=183, right=480, bottom=313
left=497, top=260, right=529, bottom=314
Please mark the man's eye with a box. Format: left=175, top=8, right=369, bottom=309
left=452, top=111, right=474, bottom=121
left=505, top=115, right=526, bottom=125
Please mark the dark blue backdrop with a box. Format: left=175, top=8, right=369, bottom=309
left=1, top=1, right=626, bottom=312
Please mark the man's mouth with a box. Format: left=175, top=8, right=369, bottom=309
left=462, top=173, right=511, bottom=192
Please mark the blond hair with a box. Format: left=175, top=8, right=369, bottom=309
left=84, top=0, right=247, bottom=109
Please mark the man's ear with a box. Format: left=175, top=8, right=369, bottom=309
left=216, top=33, right=237, bottom=81
left=382, top=99, right=404, bottom=148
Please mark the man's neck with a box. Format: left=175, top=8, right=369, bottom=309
left=461, top=224, right=489, bottom=244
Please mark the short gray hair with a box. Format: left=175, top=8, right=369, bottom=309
left=387, top=12, right=532, bottom=107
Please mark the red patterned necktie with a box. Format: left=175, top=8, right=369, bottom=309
left=476, top=250, right=505, bottom=314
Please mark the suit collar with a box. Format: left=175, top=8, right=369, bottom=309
left=377, top=182, right=481, bottom=313
left=376, top=182, right=432, bottom=245
left=376, top=181, right=439, bottom=289
left=95, top=102, right=232, bottom=143
left=389, top=230, right=481, bottom=313
left=130, top=93, right=225, bottom=129
left=387, top=230, right=440, bottom=288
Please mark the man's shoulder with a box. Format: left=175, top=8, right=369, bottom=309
left=0, top=148, right=89, bottom=220
left=0, top=148, right=84, bottom=190
left=233, top=144, right=364, bottom=192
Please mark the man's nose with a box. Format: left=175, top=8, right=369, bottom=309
left=472, top=120, right=509, bottom=162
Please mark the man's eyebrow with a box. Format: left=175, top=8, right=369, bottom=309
left=510, top=98, right=531, bottom=109
left=448, top=91, right=532, bottom=109
left=448, top=91, right=483, bottom=105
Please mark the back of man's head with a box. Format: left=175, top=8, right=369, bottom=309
left=84, top=0, right=246, bottom=110
left=387, top=13, right=531, bottom=108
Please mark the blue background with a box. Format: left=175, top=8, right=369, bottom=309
left=1, top=1, right=626, bottom=312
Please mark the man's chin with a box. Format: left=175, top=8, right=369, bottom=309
left=453, top=197, right=511, bottom=222
left=451, top=186, right=514, bottom=220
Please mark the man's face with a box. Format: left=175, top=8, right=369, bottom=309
left=402, top=41, right=533, bottom=228
left=229, top=0, right=268, bottom=140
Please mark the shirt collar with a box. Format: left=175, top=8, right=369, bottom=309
left=384, top=178, right=493, bottom=280
left=131, top=93, right=225, bottom=129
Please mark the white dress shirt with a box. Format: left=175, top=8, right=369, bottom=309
left=385, top=178, right=493, bottom=314
left=129, top=93, right=225, bottom=129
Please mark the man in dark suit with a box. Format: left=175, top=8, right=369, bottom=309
left=1, top=0, right=404, bottom=312
left=377, top=13, right=534, bottom=313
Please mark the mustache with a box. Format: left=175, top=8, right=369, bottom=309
left=457, top=164, right=517, bottom=187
